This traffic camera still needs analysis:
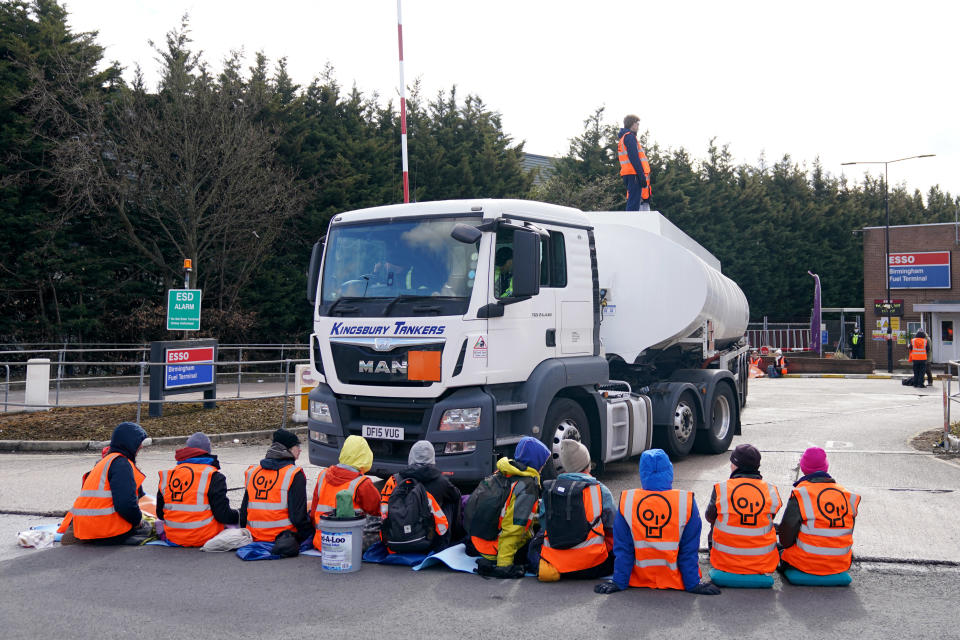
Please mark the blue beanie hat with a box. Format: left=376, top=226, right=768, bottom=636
left=639, top=448, right=674, bottom=491
left=514, top=436, right=550, bottom=471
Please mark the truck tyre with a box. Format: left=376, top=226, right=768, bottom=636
left=543, top=398, right=590, bottom=473
left=653, top=392, right=698, bottom=460
left=694, top=383, right=736, bottom=454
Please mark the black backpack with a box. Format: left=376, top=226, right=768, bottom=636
left=463, top=472, right=515, bottom=542
left=542, top=478, right=600, bottom=549
left=384, top=476, right=436, bottom=553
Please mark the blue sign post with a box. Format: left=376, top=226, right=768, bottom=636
left=149, top=339, right=217, bottom=417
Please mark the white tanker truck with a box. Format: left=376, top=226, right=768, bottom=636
left=305, top=199, right=750, bottom=482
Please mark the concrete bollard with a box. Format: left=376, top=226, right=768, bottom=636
left=25, top=358, right=51, bottom=412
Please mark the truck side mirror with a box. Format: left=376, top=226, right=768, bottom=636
left=511, top=229, right=540, bottom=298
left=306, top=240, right=323, bottom=304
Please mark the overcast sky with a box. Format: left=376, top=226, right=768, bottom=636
left=63, top=0, right=957, bottom=201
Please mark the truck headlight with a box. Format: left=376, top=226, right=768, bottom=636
left=309, top=400, right=332, bottom=423
left=439, top=407, right=481, bottom=431
left=444, top=441, right=477, bottom=454
left=309, top=430, right=329, bottom=444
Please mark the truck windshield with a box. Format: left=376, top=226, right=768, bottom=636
left=320, top=216, right=480, bottom=316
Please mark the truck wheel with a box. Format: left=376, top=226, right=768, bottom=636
left=694, top=383, right=736, bottom=454
left=653, top=392, right=698, bottom=460
left=543, top=398, right=590, bottom=473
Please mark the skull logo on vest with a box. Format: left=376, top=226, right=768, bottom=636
left=817, top=487, right=849, bottom=527
left=636, top=494, right=672, bottom=539
left=253, top=469, right=279, bottom=500
left=731, top=483, right=766, bottom=526
left=169, top=466, right=196, bottom=502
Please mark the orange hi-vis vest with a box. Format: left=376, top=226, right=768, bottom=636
left=541, top=483, right=609, bottom=573
left=379, top=474, right=450, bottom=547
left=710, top=478, right=782, bottom=574
left=159, top=463, right=223, bottom=547
left=244, top=463, right=303, bottom=542
left=311, top=467, right=371, bottom=548
left=909, top=337, right=928, bottom=361
left=781, top=481, right=860, bottom=575
left=619, top=488, right=695, bottom=589
left=71, top=452, right=146, bottom=540
left=617, top=133, right=652, bottom=200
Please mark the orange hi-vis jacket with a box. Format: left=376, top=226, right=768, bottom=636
left=379, top=474, right=450, bottom=546
left=310, top=467, right=372, bottom=549
left=617, top=133, right=652, bottom=200
left=619, top=488, right=694, bottom=589
left=909, top=337, right=928, bottom=361
left=71, top=452, right=146, bottom=540
left=541, top=483, right=609, bottom=573
left=243, top=464, right=304, bottom=542
left=781, top=481, right=860, bottom=575
left=710, top=478, right=782, bottom=574
left=159, top=463, right=223, bottom=547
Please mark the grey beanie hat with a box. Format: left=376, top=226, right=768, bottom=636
left=185, top=432, right=212, bottom=453
left=408, top=440, right=436, bottom=466
left=559, top=439, right=591, bottom=473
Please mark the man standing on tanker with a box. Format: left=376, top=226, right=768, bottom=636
left=617, top=114, right=652, bottom=211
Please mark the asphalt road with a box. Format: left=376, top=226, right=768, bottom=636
left=1, top=376, right=958, bottom=637
left=1, top=546, right=958, bottom=639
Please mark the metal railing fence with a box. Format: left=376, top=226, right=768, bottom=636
left=0, top=348, right=310, bottom=427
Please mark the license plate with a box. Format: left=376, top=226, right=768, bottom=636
left=362, top=425, right=404, bottom=441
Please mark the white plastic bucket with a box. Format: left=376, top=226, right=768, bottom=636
left=319, top=513, right=365, bottom=573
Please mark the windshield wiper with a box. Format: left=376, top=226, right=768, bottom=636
left=326, top=296, right=363, bottom=316
left=381, top=295, right=425, bottom=316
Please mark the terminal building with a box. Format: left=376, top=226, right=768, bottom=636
left=862, top=222, right=959, bottom=365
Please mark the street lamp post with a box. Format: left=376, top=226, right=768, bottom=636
left=841, top=154, right=935, bottom=372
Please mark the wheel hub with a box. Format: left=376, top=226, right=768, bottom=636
left=712, top=394, right=731, bottom=441
left=673, top=402, right=695, bottom=443
left=550, top=421, right=581, bottom=471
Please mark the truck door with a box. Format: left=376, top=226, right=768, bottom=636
left=486, top=226, right=557, bottom=383
left=553, top=228, right=594, bottom=356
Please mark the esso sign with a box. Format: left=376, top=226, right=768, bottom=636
left=165, top=347, right=214, bottom=364
left=889, top=255, right=915, bottom=265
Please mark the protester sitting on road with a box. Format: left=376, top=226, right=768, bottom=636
left=156, top=432, right=239, bottom=547
left=309, top=435, right=381, bottom=549
left=594, top=448, right=720, bottom=595
left=379, top=440, right=461, bottom=553
left=532, top=439, right=615, bottom=582
left=65, top=422, right=152, bottom=545
left=778, top=447, right=861, bottom=575
left=705, top=443, right=782, bottom=575
left=767, top=349, right=788, bottom=378
left=240, top=428, right=314, bottom=544
left=464, top=436, right=551, bottom=578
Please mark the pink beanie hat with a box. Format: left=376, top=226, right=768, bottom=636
left=800, top=447, right=829, bottom=475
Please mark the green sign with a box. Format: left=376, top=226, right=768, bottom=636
left=167, top=289, right=202, bottom=331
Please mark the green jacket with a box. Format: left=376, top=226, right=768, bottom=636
left=484, top=457, right=541, bottom=567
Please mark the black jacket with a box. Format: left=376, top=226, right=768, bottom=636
left=399, top=463, right=463, bottom=541
left=106, top=422, right=148, bottom=527
left=704, top=469, right=764, bottom=547
left=778, top=471, right=835, bottom=549
left=239, top=457, right=314, bottom=543
left=156, top=454, right=239, bottom=525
